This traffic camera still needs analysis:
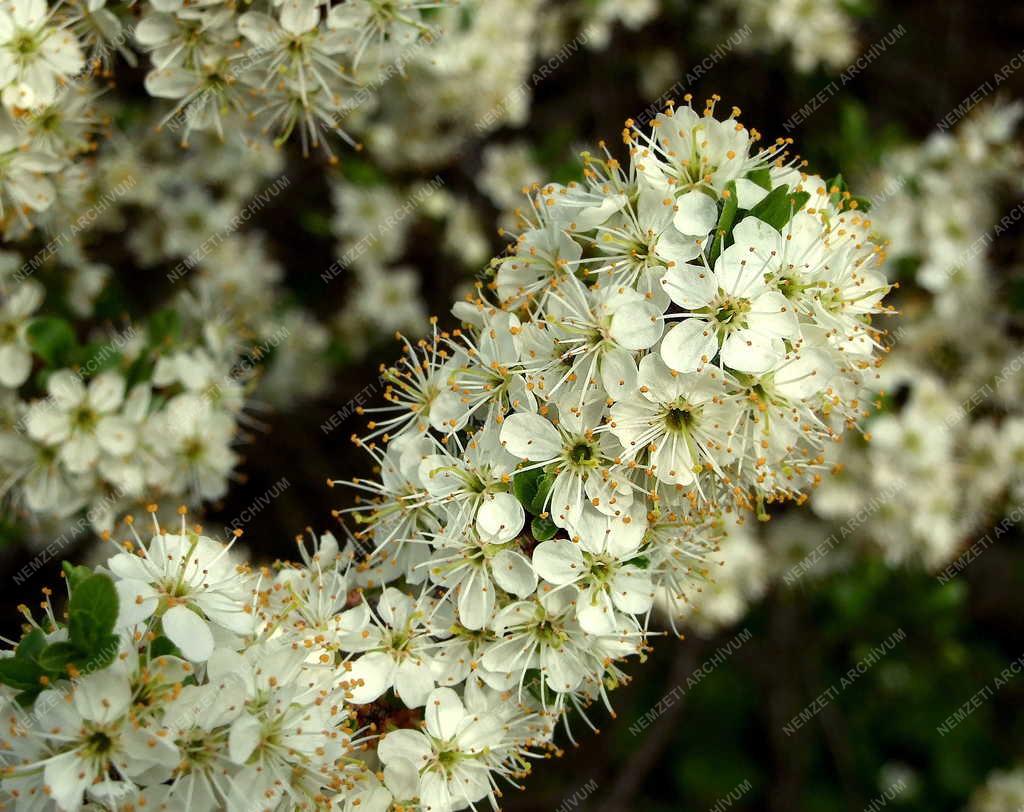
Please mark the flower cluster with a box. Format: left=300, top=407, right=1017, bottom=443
left=809, top=101, right=1024, bottom=569
left=0, top=513, right=552, bottom=810
left=0, top=270, right=248, bottom=537
left=969, top=766, right=1024, bottom=812
left=333, top=98, right=892, bottom=725
left=0, top=0, right=453, bottom=236
left=0, top=129, right=336, bottom=541
left=722, top=0, right=859, bottom=72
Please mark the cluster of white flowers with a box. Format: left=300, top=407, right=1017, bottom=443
left=538, top=0, right=661, bottom=53
left=969, top=766, right=1024, bottom=812
left=330, top=172, right=496, bottom=361
left=0, top=0, right=455, bottom=236
left=0, top=512, right=556, bottom=810
left=353, top=0, right=545, bottom=170
left=327, top=99, right=890, bottom=741
left=0, top=271, right=245, bottom=537
left=0, top=124, right=340, bottom=541
left=723, top=0, right=859, bottom=72
left=809, top=101, right=1024, bottom=569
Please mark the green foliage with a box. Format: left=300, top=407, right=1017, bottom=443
left=746, top=185, right=811, bottom=230
left=0, top=573, right=120, bottom=705
left=513, top=468, right=555, bottom=517
left=599, top=554, right=1017, bottom=812
left=708, top=181, right=739, bottom=264
left=147, top=308, right=182, bottom=349
left=531, top=515, right=558, bottom=541
left=26, top=316, right=76, bottom=367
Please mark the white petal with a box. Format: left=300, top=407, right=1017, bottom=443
left=500, top=412, right=562, bottom=461
left=660, top=319, right=718, bottom=372
left=721, top=329, right=784, bottom=374
left=394, top=658, right=434, bottom=708
left=532, top=540, right=584, bottom=585
left=490, top=550, right=537, bottom=598
left=735, top=178, right=770, bottom=209
left=424, top=686, right=465, bottom=740
left=661, top=263, right=717, bottom=309
left=74, top=670, right=131, bottom=724
left=162, top=604, right=214, bottom=662
left=609, top=300, right=663, bottom=351
left=749, top=291, right=799, bottom=338
left=279, top=0, right=318, bottom=34
left=114, top=579, right=159, bottom=628
left=344, top=651, right=394, bottom=704
left=475, top=492, right=525, bottom=542
left=378, top=728, right=432, bottom=767
left=88, top=371, right=125, bottom=412
left=673, top=190, right=719, bottom=235
left=0, top=344, right=30, bottom=388
left=600, top=346, right=639, bottom=402
left=228, top=713, right=262, bottom=764
left=457, top=568, right=495, bottom=630
left=96, top=415, right=136, bottom=456
left=59, top=432, right=99, bottom=472
left=47, top=369, right=85, bottom=408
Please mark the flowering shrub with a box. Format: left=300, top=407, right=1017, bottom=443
left=0, top=99, right=893, bottom=809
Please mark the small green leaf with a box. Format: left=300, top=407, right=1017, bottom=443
left=72, top=341, right=122, bottom=375
left=826, top=173, right=848, bottom=197
left=149, top=635, right=180, bottom=660
left=513, top=469, right=545, bottom=512
left=708, top=181, right=739, bottom=265
left=531, top=516, right=558, bottom=541
left=300, top=210, right=333, bottom=237
left=747, top=168, right=772, bottom=190
left=531, top=473, right=555, bottom=515
left=15, top=689, right=41, bottom=707
left=78, top=635, right=120, bottom=673
left=62, top=562, right=93, bottom=591
left=747, top=186, right=810, bottom=230
left=847, top=195, right=871, bottom=213
left=68, top=574, right=118, bottom=650
left=147, top=308, right=181, bottom=349
left=0, top=657, right=44, bottom=692
left=16, top=628, right=46, bottom=662
left=37, top=642, right=79, bottom=673
left=26, top=317, right=76, bottom=367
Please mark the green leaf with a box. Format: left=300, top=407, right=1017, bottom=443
left=78, top=635, right=120, bottom=673
left=16, top=628, right=46, bottom=662
left=826, top=173, right=848, bottom=197
left=68, top=574, right=118, bottom=650
left=708, top=181, right=738, bottom=265
left=62, top=562, right=93, bottom=591
left=0, top=657, right=44, bottom=692
left=513, top=469, right=545, bottom=512
left=531, top=473, right=555, bottom=515
left=147, top=308, right=181, bottom=349
left=747, top=186, right=810, bottom=230
left=747, top=168, right=772, bottom=190
left=149, top=635, right=180, bottom=660
left=72, top=341, right=122, bottom=375
left=15, top=689, right=41, bottom=707
left=513, top=469, right=556, bottom=516
left=37, top=642, right=79, bottom=673
left=531, top=516, right=558, bottom=541
left=26, top=317, right=76, bottom=367
left=848, top=195, right=871, bottom=213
